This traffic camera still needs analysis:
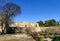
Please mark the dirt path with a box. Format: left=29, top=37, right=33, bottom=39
left=0, top=34, right=35, bottom=41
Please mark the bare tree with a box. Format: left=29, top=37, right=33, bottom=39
left=0, top=2, right=21, bottom=33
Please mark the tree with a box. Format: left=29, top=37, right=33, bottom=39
left=0, top=2, right=21, bottom=33
left=44, top=19, right=57, bottom=27
left=37, top=21, right=44, bottom=27
left=56, top=21, right=60, bottom=26
left=44, top=20, right=49, bottom=27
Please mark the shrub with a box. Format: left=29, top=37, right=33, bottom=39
left=52, top=36, right=60, bottom=41
left=25, top=27, right=45, bottom=41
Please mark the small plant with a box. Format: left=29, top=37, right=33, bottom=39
left=36, top=37, right=44, bottom=41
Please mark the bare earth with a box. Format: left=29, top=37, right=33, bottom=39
left=0, top=34, right=35, bottom=41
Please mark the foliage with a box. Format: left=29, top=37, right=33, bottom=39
left=37, top=19, right=60, bottom=27
left=36, top=37, right=44, bottom=41
left=44, top=19, right=57, bottom=27
left=56, top=21, right=60, bottom=26
left=52, top=36, right=60, bottom=41
left=37, top=21, right=44, bottom=27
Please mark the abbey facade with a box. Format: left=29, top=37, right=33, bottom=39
left=9, top=22, right=39, bottom=28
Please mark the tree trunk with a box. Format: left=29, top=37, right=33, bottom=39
left=5, top=21, right=9, bottom=34
left=1, top=23, right=4, bottom=34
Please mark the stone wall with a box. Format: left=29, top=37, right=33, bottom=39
left=9, top=22, right=39, bottom=28
left=40, top=27, right=60, bottom=31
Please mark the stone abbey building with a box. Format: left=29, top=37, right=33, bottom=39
left=0, top=21, right=40, bottom=34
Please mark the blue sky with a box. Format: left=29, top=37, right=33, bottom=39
left=3, top=0, right=60, bottom=22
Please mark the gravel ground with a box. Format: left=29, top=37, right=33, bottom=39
left=0, top=34, right=35, bottom=41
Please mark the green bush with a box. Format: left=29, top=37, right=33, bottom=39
left=52, top=36, right=60, bottom=41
